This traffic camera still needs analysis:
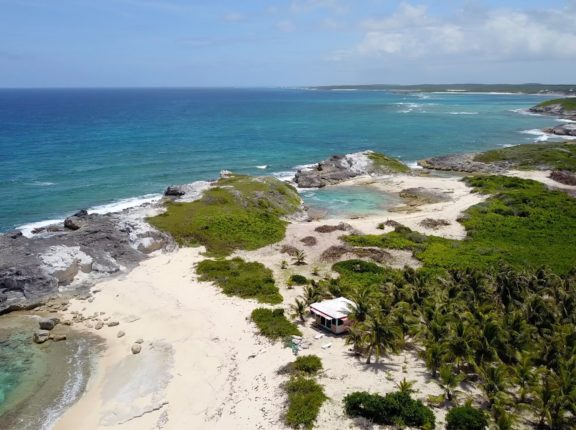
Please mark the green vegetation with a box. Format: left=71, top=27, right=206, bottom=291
left=473, top=143, right=576, bottom=172
left=343, top=391, right=435, bottom=429
left=345, top=176, right=576, bottom=274
left=368, top=152, right=411, bottom=173
left=292, top=355, right=323, bottom=375
left=148, top=175, right=301, bottom=255
left=534, top=97, right=576, bottom=111
left=324, top=261, right=576, bottom=428
left=446, top=404, right=489, bottom=430
left=196, top=257, right=282, bottom=304
left=288, top=274, right=309, bottom=285
left=251, top=308, right=302, bottom=340
left=284, top=376, right=327, bottom=429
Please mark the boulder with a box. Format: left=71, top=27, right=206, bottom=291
left=107, top=321, right=119, bottom=327
left=64, top=209, right=89, bottom=230
left=50, top=334, right=67, bottom=342
left=117, top=331, right=126, bottom=338
left=543, top=124, right=576, bottom=137
left=38, top=318, right=57, bottom=330
left=33, top=330, right=51, bottom=344
left=95, top=321, right=104, bottom=330
left=294, top=151, right=408, bottom=188
left=131, top=343, right=142, bottom=354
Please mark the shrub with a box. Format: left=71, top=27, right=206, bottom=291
left=292, top=355, right=323, bottom=375
left=289, top=274, right=309, bottom=285
left=344, top=391, right=435, bottom=429
left=284, top=377, right=327, bottom=429
left=197, top=258, right=282, bottom=304
left=446, top=404, right=488, bottom=430
left=251, top=308, right=302, bottom=340
left=148, top=175, right=300, bottom=255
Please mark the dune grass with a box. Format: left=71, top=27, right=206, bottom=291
left=148, top=175, right=301, bottom=256
left=368, top=152, right=411, bottom=173
left=251, top=308, right=301, bottom=340
left=473, top=143, right=576, bottom=172
left=197, top=257, right=282, bottom=304
left=344, top=176, right=576, bottom=274
left=534, top=98, right=576, bottom=111
left=284, top=376, right=327, bottom=429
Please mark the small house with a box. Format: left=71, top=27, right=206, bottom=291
left=310, top=297, right=355, bottom=334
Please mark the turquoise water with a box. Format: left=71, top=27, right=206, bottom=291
left=301, top=186, right=400, bottom=218
left=0, top=315, right=100, bottom=430
left=0, top=88, right=559, bottom=231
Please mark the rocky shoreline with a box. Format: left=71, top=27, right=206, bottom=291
left=0, top=181, right=221, bottom=315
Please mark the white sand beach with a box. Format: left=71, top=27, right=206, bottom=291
left=53, top=171, right=573, bottom=430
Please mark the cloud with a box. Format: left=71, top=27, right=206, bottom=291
left=345, top=1, right=576, bottom=62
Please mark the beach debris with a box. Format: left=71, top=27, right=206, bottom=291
left=117, top=331, right=126, bottom=338
left=320, top=245, right=391, bottom=264
left=33, top=330, right=51, bottom=344
left=314, top=223, right=352, bottom=233
left=378, top=219, right=402, bottom=229
left=321, top=343, right=332, bottom=349
left=131, top=343, right=142, bottom=354
left=95, top=321, right=104, bottom=330
left=550, top=170, right=576, bottom=186
left=314, top=334, right=324, bottom=340
left=38, top=317, right=58, bottom=331
left=419, top=218, right=451, bottom=230
left=280, top=244, right=300, bottom=256
left=300, top=236, right=318, bottom=246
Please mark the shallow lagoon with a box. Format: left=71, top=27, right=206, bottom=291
left=301, top=185, right=400, bottom=218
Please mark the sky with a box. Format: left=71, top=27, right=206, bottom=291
left=1, top=0, right=575, bottom=87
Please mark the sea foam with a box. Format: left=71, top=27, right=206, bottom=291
left=18, top=193, right=163, bottom=237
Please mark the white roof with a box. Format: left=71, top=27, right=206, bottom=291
left=310, top=297, right=355, bottom=320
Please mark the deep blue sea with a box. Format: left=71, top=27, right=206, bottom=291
left=0, top=88, right=561, bottom=231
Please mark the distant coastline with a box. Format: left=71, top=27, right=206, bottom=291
left=308, top=83, right=576, bottom=95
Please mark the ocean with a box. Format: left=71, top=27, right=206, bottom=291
left=0, top=88, right=560, bottom=231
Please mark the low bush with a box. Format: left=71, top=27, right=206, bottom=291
left=446, top=404, right=488, bottom=430
left=289, top=274, right=309, bottom=285
left=251, top=308, right=302, bottom=340
left=284, top=377, right=327, bottom=429
left=197, top=257, right=282, bottom=304
left=292, top=355, right=323, bottom=375
left=344, top=391, right=435, bottom=429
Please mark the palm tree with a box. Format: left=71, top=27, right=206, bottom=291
left=422, top=342, right=443, bottom=378
left=438, top=364, right=464, bottom=402
left=292, top=250, right=306, bottom=266
left=347, top=288, right=373, bottom=323
left=395, top=378, right=417, bottom=395
left=477, top=364, right=510, bottom=407
left=345, top=322, right=366, bottom=356
left=511, top=353, right=537, bottom=403
left=362, top=314, right=401, bottom=364
left=301, top=284, right=325, bottom=306
left=290, top=298, right=307, bottom=323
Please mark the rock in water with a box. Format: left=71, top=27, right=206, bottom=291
left=33, top=330, right=51, bottom=344
left=64, top=209, right=89, bottom=230
left=131, top=343, right=142, bottom=354
left=38, top=318, right=56, bottom=330
left=294, top=151, right=409, bottom=188
left=543, top=124, right=576, bottom=137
